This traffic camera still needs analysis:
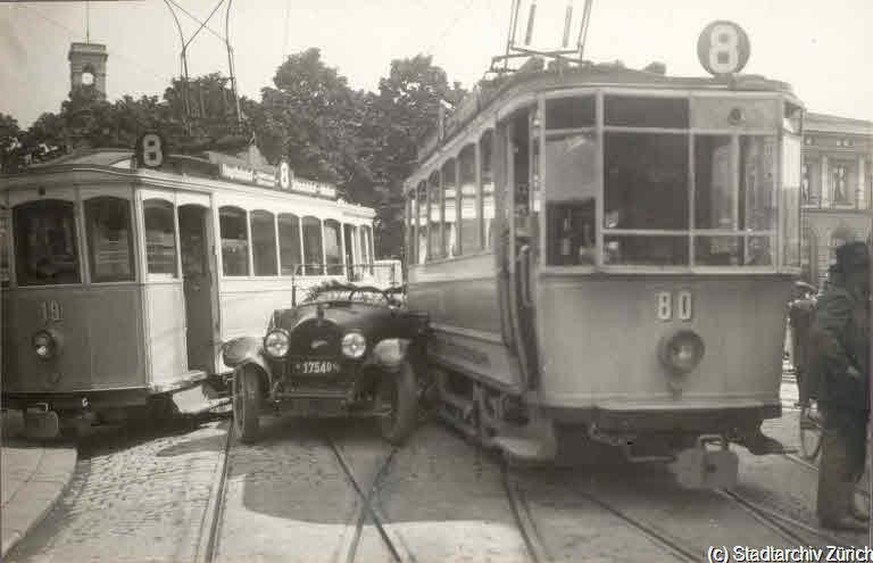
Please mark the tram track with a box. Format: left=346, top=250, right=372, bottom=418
left=784, top=453, right=871, bottom=500
left=325, top=436, right=414, bottom=563
left=195, top=421, right=234, bottom=563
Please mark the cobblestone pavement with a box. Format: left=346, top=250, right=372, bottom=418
left=214, top=417, right=378, bottom=563
left=5, top=417, right=227, bottom=563
left=7, top=376, right=867, bottom=562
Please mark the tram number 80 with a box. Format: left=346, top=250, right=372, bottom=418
left=656, top=291, right=693, bottom=321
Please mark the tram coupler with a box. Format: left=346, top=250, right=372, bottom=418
left=22, top=403, right=61, bottom=440
left=669, top=435, right=738, bottom=489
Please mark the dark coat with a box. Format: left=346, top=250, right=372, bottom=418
left=808, top=283, right=870, bottom=411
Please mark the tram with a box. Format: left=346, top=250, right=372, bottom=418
left=0, top=138, right=377, bottom=437
left=404, top=20, right=803, bottom=486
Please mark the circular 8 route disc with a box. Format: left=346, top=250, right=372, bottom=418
left=697, top=20, right=751, bottom=77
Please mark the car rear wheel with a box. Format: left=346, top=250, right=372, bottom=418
left=376, top=360, right=418, bottom=445
left=233, top=367, right=261, bottom=443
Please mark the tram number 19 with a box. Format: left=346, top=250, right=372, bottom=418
left=656, top=291, right=693, bottom=321
left=39, top=300, right=62, bottom=322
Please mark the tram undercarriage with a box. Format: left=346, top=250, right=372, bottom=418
left=432, top=366, right=783, bottom=489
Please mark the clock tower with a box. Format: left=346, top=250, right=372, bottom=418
left=69, top=42, right=108, bottom=97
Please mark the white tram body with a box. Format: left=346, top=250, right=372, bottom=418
left=404, top=59, right=803, bottom=480
left=0, top=148, right=377, bottom=431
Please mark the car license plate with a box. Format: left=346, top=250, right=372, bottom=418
left=291, top=359, right=341, bottom=375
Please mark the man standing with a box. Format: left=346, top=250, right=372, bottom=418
left=813, top=241, right=871, bottom=531
left=788, top=282, right=816, bottom=408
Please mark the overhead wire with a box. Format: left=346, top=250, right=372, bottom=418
left=166, top=0, right=227, bottom=43
left=425, top=0, right=475, bottom=56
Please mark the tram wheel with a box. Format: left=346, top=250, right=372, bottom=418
left=375, top=360, right=418, bottom=445
left=798, top=404, right=823, bottom=461
left=233, top=367, right=261, bottom=443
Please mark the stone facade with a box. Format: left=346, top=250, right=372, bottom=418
left=800, top=112, right=873, bottom=286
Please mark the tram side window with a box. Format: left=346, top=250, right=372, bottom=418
left=416, top=181, right=428, bottom=264
left=278, top=213, right=302, bottom=276
left=144, top=200, right=177, bottom=276
left=603, top=133, right=689, bottom=265
left=545, top=132, right=597, bottom=265
left=13, top=200, right=81, bottom=286
left=428, top=171, right=443, bottom=260
left=302, top=216, right=324, bottom=275
left=251, top=210, right=278, bottom=276
left=480, top=131, right=495, bottom=249
left=1, top=205, right=8, bottom=287
left=405, top=194, right=414, bottom=264
left=219, top=206, right=249, bottom=276
left=458, top=145, right=479, bottom=254
left=362, top=225, right=373, bottom=271
left=85, top=196, right=135, bottom=283
left=324, top=220, right=343, bottom=275
left=443, top=160, right=457, bottom=258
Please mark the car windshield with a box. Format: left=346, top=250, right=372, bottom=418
left=303, top=281, right=390, bottom=305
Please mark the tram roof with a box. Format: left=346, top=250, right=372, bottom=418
left=416, top=61, right=797, bottom=164
left=0, top=147, right=348, bottom=204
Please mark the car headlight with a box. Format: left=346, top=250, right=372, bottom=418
left=264, top=330, right=290, bottom=358
left=658, top=330, right=705, bottom=375
left=32, top=330, right=60, bottom=361
left=341, top=331, right=367, bottom=359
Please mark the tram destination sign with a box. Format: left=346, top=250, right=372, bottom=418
left=215, top=157, right=337, bottom=199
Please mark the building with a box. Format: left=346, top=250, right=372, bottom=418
left=800, top=112, right=873, bottom=286
left=68, top=42, right=108, bottom=97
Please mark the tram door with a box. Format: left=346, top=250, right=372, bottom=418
left=178, top=205, right=217, bottom=374
left=506, top=110, right=541, bottom=388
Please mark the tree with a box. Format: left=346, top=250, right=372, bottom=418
left=367, top=55, right=467, bottom=257
left=0, top=113, right=21, bottom=173
left=251, top=47, right=375, bottom=202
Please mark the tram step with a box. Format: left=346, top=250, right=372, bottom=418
left=170, top=383, right=229, bottom=415
left=491, top=436, right=556, bottom=463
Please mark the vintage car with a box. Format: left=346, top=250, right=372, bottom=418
left=221, top=282, right=428, bottom=444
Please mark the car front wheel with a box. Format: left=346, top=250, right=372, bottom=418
left=376, top=360, right=418, bottom=445
left=233, top=366, right=262, bottom=443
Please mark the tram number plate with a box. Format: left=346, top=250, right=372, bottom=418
left=291, top=360, right=341, bottom=376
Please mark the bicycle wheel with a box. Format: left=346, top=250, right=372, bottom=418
left=799, top=403, right=823, bottom=461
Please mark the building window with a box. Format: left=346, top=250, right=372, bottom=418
left=144, top=199, right=177, bottom=276
left=85, top=196, right=135, bottom=283
left=13, top=200, right=81, bottom=286
left=219, top=206, right=249, bottom=276
left=831, top=162, right=852, bottom=204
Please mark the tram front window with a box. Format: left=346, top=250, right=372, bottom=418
left=545, top=132, right=597, bottom=265
left=603, top=133, right=689, bottom=265
left=144, top=200, right=177, bottom=276
left=14, top=200, right=81, bottom=286
left=85, top=196, right=134, bottom=283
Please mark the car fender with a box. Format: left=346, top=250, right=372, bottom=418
left=370, top=338, right=413, bottom=372
left=221, top=337, right=274, bottom=390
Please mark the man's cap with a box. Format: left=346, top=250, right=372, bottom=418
left=835, top=241, right=870, bottom=272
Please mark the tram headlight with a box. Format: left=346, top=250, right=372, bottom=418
left=32, top=330, right=61, bottom=361
left=263, top=330, right=291, bottom=359
left=341, top=331, right=367, bottom=359
left=658, top=330, right=705, bottom=375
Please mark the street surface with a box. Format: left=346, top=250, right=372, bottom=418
left=4, top=377, right=869, bottom=562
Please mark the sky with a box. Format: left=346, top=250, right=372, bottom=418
left=1, top=0, right=872, bottom=128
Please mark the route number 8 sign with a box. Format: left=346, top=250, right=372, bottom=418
left=136, top=132, right=165, bottom=169
left=697, top=21, right=750, bottom=77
